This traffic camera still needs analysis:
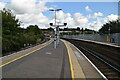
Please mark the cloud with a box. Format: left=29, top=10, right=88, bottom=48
left=10, top=0, right=48, bottom=14
left=65, top=17, right=75, bottom=27
left=89, top=20, right=103, bottom=31
left=85, top=6, right=92, bottom=12
left=56, top=11, right=72, bottom=20
left=87, top=12, right=103, bottom=19
left=3, top=0, right=50, bottom=28
left=88, top=14, right=118, bottom=31
left=56, top=11, right=65, bottom=20
left=104, top=14, right=118, bottom=23
left=93, top=12, right=103, bottom=18
left=0, top=2, right=6, bottom=10
left=50, top=11, right=75, bottom=28
left=74, top=13, right=88, bottom=26
left=1, top=0, right=119, bottom=30
left=52, top=12, right=89, bottom=28
left=16, top=13, right=49, bottom=25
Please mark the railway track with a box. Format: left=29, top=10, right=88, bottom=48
left=63, top=38, right=120, bottom=80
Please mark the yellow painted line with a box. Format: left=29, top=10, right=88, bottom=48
left=0, top=40, right=53, bottom=68
left=61, top=39, right=74, bottom=80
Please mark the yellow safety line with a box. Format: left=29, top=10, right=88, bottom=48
left=0, top=40, right=53, bottom=68
left=61, top=40, right=74, bottom=80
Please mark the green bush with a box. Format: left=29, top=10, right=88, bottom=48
left=2, top=9, right=45, bottom=55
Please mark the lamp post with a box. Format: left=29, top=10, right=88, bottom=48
left=49, top=9, right=62, bottom=26
left=108, top=25, right=111, bottom=42
left=56, top=21, right=60, bottom=45
left=49, top=9, right=62, bottom=48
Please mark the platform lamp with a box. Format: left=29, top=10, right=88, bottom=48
left=49, top=9, right=62, bottom=48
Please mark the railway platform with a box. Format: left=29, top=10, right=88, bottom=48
left=1, top=39, right=105, bottom=79
left=73, top=38, right=120, bottom=48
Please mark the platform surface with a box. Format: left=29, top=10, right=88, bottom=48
left=1, top=39, right=105, bottom=79
left=2, top=40, right=71, bottom=78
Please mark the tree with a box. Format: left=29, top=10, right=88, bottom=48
left=26, top=25, right=44, bottom=40
left=2, top=8, right=21, bottom=53
left=2, top=9, right=45, bottom=55
left=27, top=25, right=41, bottom=34
left=77, top=27, right=80, bottom=31
left=47, top=27, right=54, bottom=31
left=99, top=19, right=120, bottom=34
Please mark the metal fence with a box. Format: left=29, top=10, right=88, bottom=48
left=63, top=33, right=120, bottom=44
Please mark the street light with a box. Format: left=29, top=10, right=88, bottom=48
left=49, top=9, right=62, bottom=25
left=108, top=25, right=111, bottom=42
left=49, top=9, right=62, bottom=11
left=49, top=9, right=62, bottom=48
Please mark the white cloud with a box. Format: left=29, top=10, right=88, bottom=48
left=88, top=14, right=118, bottom=31
left=3, top=0, right=50, bottom=28
left=56, top=11, right=65, bottom=20
left=0, top=2, right=6, bottom=10
left=85, top=6, right=92, bottom=12
left=65, top=17, right=75, bottom=27
left=74, top=13, right=88, bottom=26
left=49, top=11, right=75, bottom=28
left=10, top=0, right=48, bottom=14
left=104, top=14, right=118, bottom=23
left=86, top=12, right=103, bottom=19
left=1, top=0, right=119, bottom=30
left=89, top=21, right=103, bottom=31
left=16, top=13, right=49, bottom=25
left=53, top=12, right=89, bottom=28
left=93, top=12, right=103, bottom=18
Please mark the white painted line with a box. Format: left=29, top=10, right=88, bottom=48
left=67, top=41, right=108, bottom=80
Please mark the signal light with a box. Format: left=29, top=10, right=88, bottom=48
left=64, top=23, right=67, bottom=26
left=49, top=23, right=53, bottom=26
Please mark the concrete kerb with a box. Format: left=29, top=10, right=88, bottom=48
left=61, top=39, right=85, bottom=79
left=66, top=39, right=108, bottom=80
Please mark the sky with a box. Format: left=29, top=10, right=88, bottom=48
left=0, top=0, right=119, bottom=31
